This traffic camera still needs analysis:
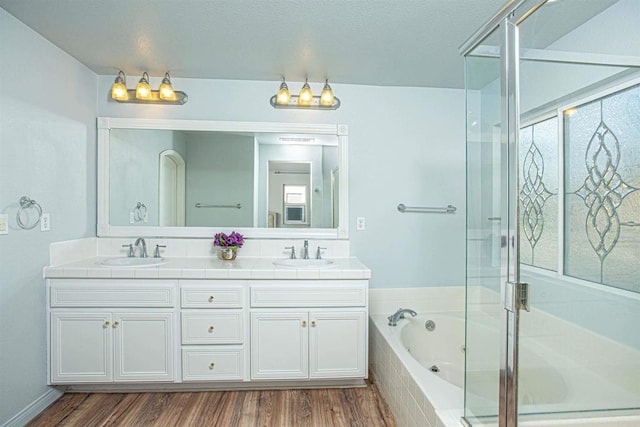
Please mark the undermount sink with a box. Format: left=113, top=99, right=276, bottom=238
left=99, top=257, right=167, bottom=268
left=273, top=259, right=335, bottom=269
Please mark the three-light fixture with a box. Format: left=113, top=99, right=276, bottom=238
left=110, top=71, right=188, bottom=105
left=270, top=77, right=341, bottom=110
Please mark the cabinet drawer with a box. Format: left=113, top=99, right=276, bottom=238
left=181, top=312, right=244, bottom=344
left=250, top=281, right=367, bottom=307
left=181, top=282, right=244, bottom=308
left=182, top=347, right=245, bottom=381
left=50, top=280, right=176, bottom=308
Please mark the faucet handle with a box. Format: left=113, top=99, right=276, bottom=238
left=316, top=246, right=327, bottom=259
left=122, top=244, right=135, bottom=257
left=154, top=245, right=166, bottom=258
left=284, top=246, right=296, bottom=259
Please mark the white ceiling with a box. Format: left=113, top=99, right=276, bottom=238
left=0, top=0, right=620, bottom=89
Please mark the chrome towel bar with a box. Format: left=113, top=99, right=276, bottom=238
left=397, top=204, right=457, bottom=214
left=195, top=203, right=242, bottom=209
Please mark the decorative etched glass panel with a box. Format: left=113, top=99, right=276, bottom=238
left=519, top=117, right=558, bottom=271
left=564, top=84, right=640, bottom=293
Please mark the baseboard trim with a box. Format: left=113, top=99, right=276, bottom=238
left=64, top=379, right=366, bottom=393
left=2, top=387, right=64, bottom=427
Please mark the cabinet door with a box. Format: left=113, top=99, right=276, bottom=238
left=51, top=312, right=113, bottom=383
left=251, top=312, right=308, bottom=380
left=309, top=310, right=367, bottom=379
left=113, top=312, right=175, bottom=382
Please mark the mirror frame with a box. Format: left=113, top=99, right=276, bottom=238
left=97, top=117, right=349, bottom=239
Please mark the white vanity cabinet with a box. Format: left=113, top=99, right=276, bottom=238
left=180, top=281, right=247, bottom=382
left=250, top=281, right=368, bottom=381
left=48, top=279, right=177, bottom=384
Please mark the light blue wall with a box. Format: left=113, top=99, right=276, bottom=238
left=110, top=129, right=187, bottom=226
left=0, top=8, right=98, bottom=425
left=97, top=77, right=467, bottom=288
left=185, top=133, right=254, bottom=227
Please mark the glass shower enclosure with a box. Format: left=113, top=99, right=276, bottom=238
left=463, top=0, right=640, bottom=426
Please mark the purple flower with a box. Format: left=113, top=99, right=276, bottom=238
left=214, top=231, right=244, bottom=248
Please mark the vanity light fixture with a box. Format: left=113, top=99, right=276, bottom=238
left=159, top=73, right=176, bottom=101
left=110, top=70, right=188, bottom=105
left=298, top=78, right=313, bottom=106
left=135, top=72, right=152, bottom=100
left=111, top=71, right=129, bottom=101
left=270, top=77, right=341, bottom=110
left=320, top=79, right=335, bottom=106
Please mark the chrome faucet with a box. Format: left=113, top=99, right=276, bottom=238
left=302, top=240, right=310, bottom=259
left=388, top=308, right=417, bottom=326
left=134, top=237, right=148, bottom=258
left=285, top=246, right=296, bottom=259
left=316, top=246, right=327, bottom=259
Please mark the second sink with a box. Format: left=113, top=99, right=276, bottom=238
left=273, top=259, right=335, bottom=269
left=99, top=257, right=167, bottom=268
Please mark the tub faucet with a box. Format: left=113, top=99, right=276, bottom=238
left=134, top=237, right=148, bottom=258
left=388, top=308, right=417, bottom=326
left=302, top=240, right=310, bottom=259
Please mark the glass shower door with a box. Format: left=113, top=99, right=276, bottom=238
left=516, top=0, right=640, bottom=423
left=464, top=26, right=506, bottom=426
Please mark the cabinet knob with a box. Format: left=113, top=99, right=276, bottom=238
left=302, top=320, right=307, bottom=327
left=208, top=326, right=215, bottom=333
left=113, top=321, right=120, bottom=328
left=103, top=321, right=110, bottom=328
left=209, top=362, right=215, bottom=369
left=311, top=320, right=316, bottom=327
left=208, top=295, right=215, bottom=302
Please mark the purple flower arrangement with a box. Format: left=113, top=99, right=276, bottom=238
left=214, top=231, right=245, bottom=249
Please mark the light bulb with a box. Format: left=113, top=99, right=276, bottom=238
left=136, top=72, right=152, bottom=100
left=111, top=71, right=129, bottom=101
left=298, top=79, right=313, bottom=106
left=320, top=79, right=334, bottom=106
left=276, top=79, right=291, bottom=105
left=159, top=73, right=176, bottom=101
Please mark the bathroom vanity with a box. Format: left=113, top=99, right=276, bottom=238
left=45, top=252, right=370, bottom=390
left=45, top=117, right=368, bottom=390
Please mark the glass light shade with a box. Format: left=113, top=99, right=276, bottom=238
left=276, top=81, right=291, bottom=105
left=320, top=80, right=334, bottom=106
left=135, top=72, right=152, bottom=100
left=111, top=71, right=128, bottom=101
left=298, top=80, right=313, bottom=106
left=159, top=73, right=176, bottom=101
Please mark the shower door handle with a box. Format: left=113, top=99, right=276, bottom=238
left=487, top=217, right=501, bottom=221
left=504, top=281, right=530, bottom=313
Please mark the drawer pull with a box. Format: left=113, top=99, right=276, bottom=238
left=208, top=326, right=215, bottom=333
left=209, top=362, right=215, bottom=369
left=103, top=321, right=110, bottom=328
left=208, top=295, right=215, bottom=302
left=302, top=320, right=307, bottom=327
left=311, top=320, right=316, bottom=327
left=113, top=321, right=120, bottom=328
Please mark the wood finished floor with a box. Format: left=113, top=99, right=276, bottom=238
left=27, top=382, right=396, bottom=427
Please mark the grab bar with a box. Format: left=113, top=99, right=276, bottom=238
left=397, top=204, right=457, bottom=214
left=195, top=203, right=242, bottom=209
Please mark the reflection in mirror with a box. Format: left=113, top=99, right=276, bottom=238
left=110, top=129, right=255, bottom=228
left=102, top=120, right=346, bottom=238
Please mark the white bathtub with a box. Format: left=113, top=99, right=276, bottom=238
left=370, top=312, right=465, bottom=427
left=370, top=309, right=640, bottom=427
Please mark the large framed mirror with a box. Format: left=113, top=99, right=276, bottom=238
left=97, top=118, right=349, bottom=239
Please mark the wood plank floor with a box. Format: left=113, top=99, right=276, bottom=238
left=27, top=382, right=396, bottom=427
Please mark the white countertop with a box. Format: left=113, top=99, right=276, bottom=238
left=44, top=257, right=371, bottom=280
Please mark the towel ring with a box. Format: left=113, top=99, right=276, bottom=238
left=133, top=202, right=147, bottom=222
left=16, top=196, right=43, bottom=230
